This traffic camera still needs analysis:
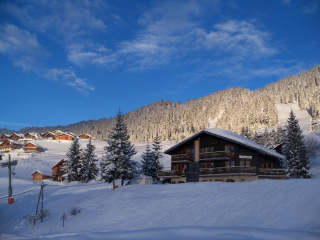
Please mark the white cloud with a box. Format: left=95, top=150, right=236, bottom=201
left=303, top=1, right=320, bottom=13
left=45, top=68, right=94, bottom=94
left=280, top=0, right=291, bottom=6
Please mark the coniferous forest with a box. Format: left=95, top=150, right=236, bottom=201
left=1, top=65, right=320, bottom=141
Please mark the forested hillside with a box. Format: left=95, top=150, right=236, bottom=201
left=2, top=65, right=320, bottom=142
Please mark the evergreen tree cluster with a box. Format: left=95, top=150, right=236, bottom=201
left=63, top=138, right=99, bottom=183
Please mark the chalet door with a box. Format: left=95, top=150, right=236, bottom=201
left=186, top=162, right=199, bottom=182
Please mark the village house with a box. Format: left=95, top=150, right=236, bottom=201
left=41, top=131, right=56, bottom=140
left=23, top=142, right=45, bottom=152
left=54, top=133, right=76, bottom=141
left=79, top=133, right=95, bottom=140
left=52, top=130, right=64, bottom=135
left=52, top=159, right=66, bottom=181
left=24, top=132, right=43, bottom=140
left=0, top=140, right=23, bottom=153
left=31, top=170, right=54, bottom=181
left=158, top=128, right=286, bottom=183
left=10, top=133, right=24, bottom=141
left=1, top=134, right=11, bottom=141
left=67, top=132, right=78, bottom=138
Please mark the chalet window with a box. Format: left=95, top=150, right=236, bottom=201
left=226, top=161, right=235, bottom=167
left=210, top=147, right=214, bottom=152
left=225, top=145, right=235, bottom=158
left=201, top=163, right=205, bottom=168
left=210, top=162, right=214, bottom=168
left=240, top=160, right=251, bottom=167
left=260, top=163, right=273, bottom=169
left=178, top=165, right=181, bottom=171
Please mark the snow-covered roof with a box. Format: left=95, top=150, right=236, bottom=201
left=25, top=132, right=43, bottom=139
left=80, top=133, right=95, bottom=138
left=31, top=170, right=53, bottom=177
left=52, top=159, right=66, bottom=169
left=58, top=132, right=77, bottom=138
left=164, top=128, right=285, bottom=160
left=1, top=134, right=10, bottom=137
left=11, top=133, right=24, bottom=138
left=24, top=142, right=45, bottom=149
left=67, top=132, right=78, bottom=137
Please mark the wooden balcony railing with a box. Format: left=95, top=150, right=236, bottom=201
left=157, top=170, right=181, bottom=177
left=258, top=168, right=286, bottom=176
left=171, top=154, right=192, bottom=162
left=200, top=167, right=256, bottom=175
left=199, top=151, right=230, bottom=160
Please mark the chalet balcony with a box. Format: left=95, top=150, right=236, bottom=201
left=200, top=167, right=256, bottom=175
left=157, top=170, right=182, bottom=178
left=171, top=154, right=192, bottom=162
left=199, top=151, right=230, bottom=160
left=258, top=168, right=286, bottom=176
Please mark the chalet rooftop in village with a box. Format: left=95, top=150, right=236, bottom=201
left=159, top=128, right=286, bottom=183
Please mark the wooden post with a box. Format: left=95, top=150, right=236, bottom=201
left=41, top=181, right=44, bottom=223
left=112, top=179, right=116, bottom=190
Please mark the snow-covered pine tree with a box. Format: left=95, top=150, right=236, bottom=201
left=283, top=110, right=311, bottom=178
left=81, top=139, right=99, bottom=183
left=62, top=137, right=83, bottom=182
left=240, top=126, right=252, bottom=140
left=141, top=144, right=154, bottom=176
left=100, top=110, right=137, bottom=189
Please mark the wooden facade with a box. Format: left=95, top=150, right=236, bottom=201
left=23, top=142, right=45, bottom=152
left=10, top=133, right=24, bottom=141
left=1, top=134, right=10, bottom=141
left=41, top=132, right=56, bottom=140
left=25, top=133, right=41, bottom=140
left=52, top=160, right=66, bottom=181
left=32, top=171, right=54, bottom=181
left=0, top=140, right=23, bottom=152
left=53, top=130, right=64, bottom=135
left=55, top=134, right=75, bottom=141
left=79, top=133, right=95, bottom=140
left=159, top=129, right=286, bottom=183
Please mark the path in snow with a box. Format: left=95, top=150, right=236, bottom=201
left=276, top=103, right=311, bottom=134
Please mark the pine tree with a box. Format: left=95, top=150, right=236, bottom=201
left=81, top=140, right=99, bottom=183
left=240, top=126, right=252, bottom=140
left=63, top=137, right=83, bottom=182
left=100, top=110, right=137, bottom=189
left=284, top=110, right=311, bottom=178
left=140, top=134, right=164, bottom=181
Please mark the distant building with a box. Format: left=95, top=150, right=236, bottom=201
left=79, top=133, right=95, bottom=140
left=31, top=170, right=54, bottom=181
left=52, top=130, right=64, bottom=135
left=24, top=132, right=43, bottom=140
left=130, top=175, right=153, bottom=185
left=0, top=140, right=23, bottom=153
left=67, top=132, right=78, bottom=138
left=158, top=128, right=286, bottom=183
left=54, top=133, right=76, bottom=141
left=41, top=131, right=56, bottom=140
left=10, top=133, right=24, bottom=141
left=52, top=159, right=66, bottom=181
left=23, top=142, right=45, bottom=152
left=1, top=134, right=11, bottom=141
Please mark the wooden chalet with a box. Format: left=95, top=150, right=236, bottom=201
left=24, top=132, right=43, bottom=140
left=158, top=128, right=286, bottom=183
left=79, top=133, right=95, bottom=140
left=52, top=130, right=64, bottom=135
left=52, top=159, right=66, bottom=181
left=10, top=133, right=24, bottom=141
left=67, top=132, right=78, bottom=138
left=0, top=140, right=23, bottom=153
left=31, top=170, right=54, bottom=181
left=23, top=142, right=45, bottom=152
left=41, top=131, right=56, bottom=140
left=54, top=133, right=76, bottom=141
left=1, top=134, right=10, bottom=141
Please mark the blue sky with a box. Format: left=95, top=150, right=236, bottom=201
left=0, top=0, right=319, bottom=130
